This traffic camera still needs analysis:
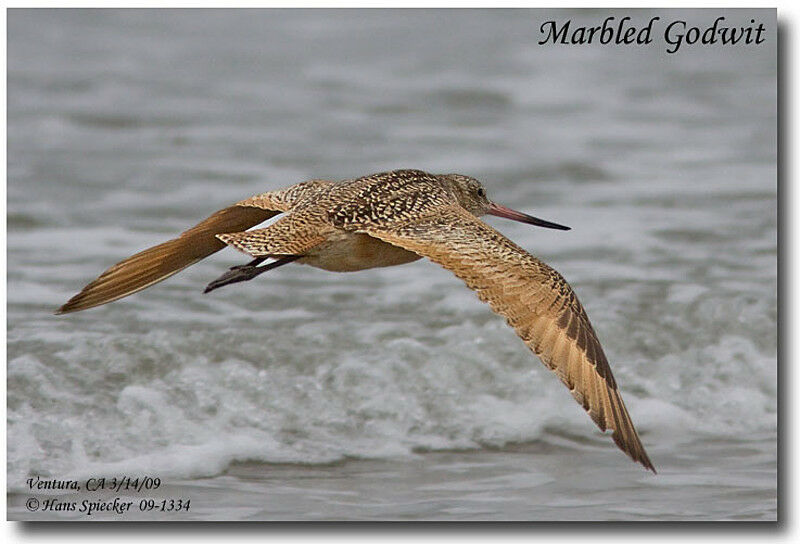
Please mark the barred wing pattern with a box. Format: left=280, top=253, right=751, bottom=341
left=361, top=206, right=655, bottom=472
left=56, top=205, right=279, bottom=314
left=57, top=180, right=336, bottom=314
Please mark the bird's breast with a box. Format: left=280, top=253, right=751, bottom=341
left=298, top=231, right=421, bottom=272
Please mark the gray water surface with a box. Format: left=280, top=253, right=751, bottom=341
left=7, top=9, right=777, bottom=521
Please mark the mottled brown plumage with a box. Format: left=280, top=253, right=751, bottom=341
left=58, top=169, right=655, bottom=472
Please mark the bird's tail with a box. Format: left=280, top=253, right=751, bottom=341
left=56, top=205, right=279, bottom=314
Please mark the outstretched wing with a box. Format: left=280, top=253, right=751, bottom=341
left=361, top=206, right=655, bottom=472
left=56, top=180, right=333, bottom=314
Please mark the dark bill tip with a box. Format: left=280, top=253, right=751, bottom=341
left=488, top=202, right=571, bottom=231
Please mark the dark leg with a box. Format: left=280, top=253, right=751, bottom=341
left=203, top=255, right=301, bottom=294
left=203, top=257, right=266, bottom=292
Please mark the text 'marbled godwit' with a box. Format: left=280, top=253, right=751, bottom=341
left=58, top=169, right=655, bottom=472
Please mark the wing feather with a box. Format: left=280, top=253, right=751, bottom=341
left=57, top=180, right=335, bottom=314
left=56, top=205, right=279, bottom=314
left=56, top=180, right=333, bottom=314
left=361, top=206, right=655, bottom=472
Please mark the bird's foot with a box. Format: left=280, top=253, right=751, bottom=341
left=203, top=255, right=301, bottom=294
left=204, top=266, right=261, bottom=293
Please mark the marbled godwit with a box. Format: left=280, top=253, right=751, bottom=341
left=57, top=169, right=655, bottom=472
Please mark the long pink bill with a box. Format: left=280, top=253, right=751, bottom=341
left=488, top=202, right=570, bottom=231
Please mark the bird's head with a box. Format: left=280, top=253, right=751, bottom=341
left=439, top=173, right=571, bottom=231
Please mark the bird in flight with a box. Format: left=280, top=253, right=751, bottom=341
left=58, top=169, right=655, bottom=472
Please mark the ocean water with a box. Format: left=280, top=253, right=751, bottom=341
left=7, top=9, right=777, bottom=520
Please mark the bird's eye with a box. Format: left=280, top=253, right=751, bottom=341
left=477, top=188, right=486, bottom=198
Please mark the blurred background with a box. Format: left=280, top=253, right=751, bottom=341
left=7, top=9, right=776, bottom=520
